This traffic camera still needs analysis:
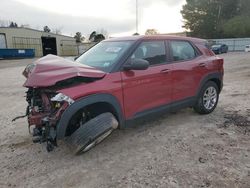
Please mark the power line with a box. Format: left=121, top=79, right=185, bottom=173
left=136, top=0, right=138, bottom=33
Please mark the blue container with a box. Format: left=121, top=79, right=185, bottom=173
left=0, top=49, right=35, bottom=59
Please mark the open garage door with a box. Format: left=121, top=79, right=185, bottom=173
left=41, top=37, right=57, bottom=56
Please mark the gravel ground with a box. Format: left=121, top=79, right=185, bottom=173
left=0, top=53, right=249, bottom=188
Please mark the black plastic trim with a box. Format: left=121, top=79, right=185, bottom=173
left=134, top=97, right=196, bottom=118
left=125, top=97, right=196, bottom=126
left=197, top=72, right=223, bottom=94
left=56, top=93, right=124, bottom=139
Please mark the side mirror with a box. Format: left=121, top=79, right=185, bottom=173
left=123, top=58, right=149, bottom=71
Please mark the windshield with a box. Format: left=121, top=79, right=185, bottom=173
left=76, top=41, right=133, bottom=72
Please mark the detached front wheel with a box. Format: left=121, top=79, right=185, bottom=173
left=194, top=81, right=219, bottom=114
left=66, top=112, right=118, bottom=155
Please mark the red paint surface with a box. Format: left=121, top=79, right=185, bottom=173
left=24, top=55, right=106, bottom=87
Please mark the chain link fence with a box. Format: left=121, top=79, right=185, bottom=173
left=209, top=38, right=250, bottom=51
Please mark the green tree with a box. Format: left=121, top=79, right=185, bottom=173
left=145, top=29, right=158, bottom=35
left=238, top=0, right=250, bottom=16
left=223, top=15, right=250, bottom=38
left=181, top=0, right=239, bottom=38
left=94, top=34, right=105, bottom=42
left=74, top=32, right=85, bottom=43
left=89, top=31, right=97, bottom=42
left=221, top=0, right=250, bottom=38
left=88, top=31, right=105, bottom=42
left=43, top=26, right=51, bottom=32
left=9, top=21, right=18, bottom=27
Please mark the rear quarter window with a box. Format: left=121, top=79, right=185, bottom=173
left=170, top=40, right=197, bottom=61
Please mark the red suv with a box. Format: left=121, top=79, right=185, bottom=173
left=21, top=35, right=223, bottom=154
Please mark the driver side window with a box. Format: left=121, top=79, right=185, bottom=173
left=131, top=41, right=167, bottom=66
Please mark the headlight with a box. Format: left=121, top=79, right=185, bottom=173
left=23, top=63, right=36, bottom=78
left=51, top=93, right=74, bottom=105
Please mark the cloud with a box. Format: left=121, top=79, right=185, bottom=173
left=126, top=0, right=185, bottom=15
left=0, top=0, right=135, bottom=36
left=138, top=0, right=184, bottom=7
left=0, top=0, right=185, bottom=36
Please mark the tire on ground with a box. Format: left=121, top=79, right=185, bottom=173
left=193, top=81, right=219, bottom=114
left=65, top=112, right=118, bottom=155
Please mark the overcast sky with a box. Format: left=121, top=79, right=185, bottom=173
left=0, top=0, right=185, bottom=37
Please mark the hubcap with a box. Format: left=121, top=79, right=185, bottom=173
left=203, top=86, right=217, bottom=110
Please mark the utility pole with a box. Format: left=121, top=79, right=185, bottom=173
left=136, top=0, right=138, bottom=33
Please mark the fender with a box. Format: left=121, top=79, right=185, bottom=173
left=56, top=93, right=124, bottom=139
left=196, top=72, right=223, bottom=96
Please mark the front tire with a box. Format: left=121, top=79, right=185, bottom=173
left=194, top=81, right=219, bottom=114
left=66, top=112, right=118, bottom=155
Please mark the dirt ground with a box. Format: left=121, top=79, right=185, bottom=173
left=0, top=53, right=249, bottom=188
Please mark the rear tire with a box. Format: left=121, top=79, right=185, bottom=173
left=194, top=81, right=219, bottom=114
left=66, top=112, right=118, bottom=155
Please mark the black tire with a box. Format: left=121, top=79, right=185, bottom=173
left=66, top=112, right=118, bottom=155
left=193, top=81, right=219, bottom=114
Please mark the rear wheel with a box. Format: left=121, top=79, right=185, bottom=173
left=194, top=81, right=219, bottom=114
left=66, top=112, right=118, bottom=155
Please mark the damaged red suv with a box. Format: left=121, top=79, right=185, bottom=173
left=21, top=35, right=223, bottom=154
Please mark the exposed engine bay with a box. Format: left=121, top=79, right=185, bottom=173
left=25, top=88, right=69, bottom=151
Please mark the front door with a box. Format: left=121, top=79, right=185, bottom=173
left=121, top=40, right=172, bottom=119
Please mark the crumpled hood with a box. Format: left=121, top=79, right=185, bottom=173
left=23, top=55, right=106, bottom=87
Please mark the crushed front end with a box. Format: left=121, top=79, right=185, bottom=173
left=18, top=55, right=105, bottom=152
left=25, top=88, right=73, bottom=151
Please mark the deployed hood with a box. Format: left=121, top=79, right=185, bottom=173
left=23, top=55, right=106, bottom=87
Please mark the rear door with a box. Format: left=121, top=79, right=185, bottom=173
left=169, top=40, right=209, bottom=102
left=121, top=40, right=173, bottom=119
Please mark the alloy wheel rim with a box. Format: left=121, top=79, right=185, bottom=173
left=203, top=86, right=217, bottom=110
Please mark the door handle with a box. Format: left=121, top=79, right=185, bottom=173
left=161, top=69, right=170, bottom=73
left=199, top=63, right=206, bottom=67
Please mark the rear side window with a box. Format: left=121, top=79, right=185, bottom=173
left=131, top=41, right=166, bottom=65
left=170, top=41, right=196, bottom=61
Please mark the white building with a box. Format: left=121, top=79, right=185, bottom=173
left=0, top=27, right=78, bottom=57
